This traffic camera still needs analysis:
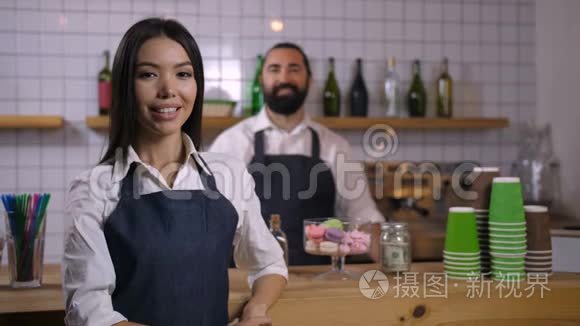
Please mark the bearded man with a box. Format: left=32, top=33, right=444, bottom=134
left=210, top=43, right=385, bottom=266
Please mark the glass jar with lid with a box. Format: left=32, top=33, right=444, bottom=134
left=380, top=222, right=411, bottom=273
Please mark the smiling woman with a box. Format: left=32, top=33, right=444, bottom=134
left=101, top=18, right=205, bottom=164
left=61, top=18, right=287, bottom=326
left=134, top=38, right=196, bottom=136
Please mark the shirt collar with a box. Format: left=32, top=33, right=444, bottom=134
left=111, top=132, right=210, bottom=183
left=252, top=106, right=312, bottom=135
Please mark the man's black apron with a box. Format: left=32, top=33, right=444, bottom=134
left=249, top=127, right=336, bottom=265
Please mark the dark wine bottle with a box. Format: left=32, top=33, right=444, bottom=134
left=349, top=58, right=368, bottom=117
left=407, top=59, right=427, bottom=117
left=436, top=57, right=453, bottom=118
left=251, top=55, right=264, bottom=116
left=323, top=57, right=341, bottom=117
left=98, top=50, right=112, bottom=116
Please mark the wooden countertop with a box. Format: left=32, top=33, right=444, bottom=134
left=2, top=263, right=580, bottom=325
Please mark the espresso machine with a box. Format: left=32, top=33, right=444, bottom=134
left=364, top=161, right=472, bottom=261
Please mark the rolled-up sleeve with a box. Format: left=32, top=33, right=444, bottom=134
left=62, top=173, right=127, bottom=326
left=232, top=168, right=288, bottom=288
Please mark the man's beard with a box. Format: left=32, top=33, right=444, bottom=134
left=263, top=82, right=309, bottom=116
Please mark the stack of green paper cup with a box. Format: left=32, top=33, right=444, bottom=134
left=444, top=207, right=481, bottom=280
left=489, top=177, right=527, bottom=281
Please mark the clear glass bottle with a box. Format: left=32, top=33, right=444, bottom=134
left=511, top=123, right=561, bottom=209
left=380, top=222, right=411, bottom=273
left=269, top=214, right=289, bottom=265
left=384, top=56, right=402, bottom=117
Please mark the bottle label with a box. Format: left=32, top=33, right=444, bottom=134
left=99, top=81, right=112, bottom=110
left=382, top=243, right=409, bottom=271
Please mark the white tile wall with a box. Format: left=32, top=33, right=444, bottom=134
left=0, top=0, right=536, bottom=263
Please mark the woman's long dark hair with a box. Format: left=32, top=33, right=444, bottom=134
left=100, top=18, right=204, bottom=164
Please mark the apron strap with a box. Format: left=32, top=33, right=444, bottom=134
left=253, top=129, right=266, bottom=163
left=194, top=154, right=218, bottom=193
left=121, top=163, right=138, bottom=198
left=308, top=127, right=321, bottom=159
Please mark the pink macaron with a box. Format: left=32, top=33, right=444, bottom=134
left=305, top=224, right=326, bottom=243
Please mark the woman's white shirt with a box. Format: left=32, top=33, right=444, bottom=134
left=62, top=133, right=287, bottom=325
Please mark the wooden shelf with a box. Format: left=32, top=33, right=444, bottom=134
left=86, top=115, right=109, bottom=129
left=203, top=116, right=244, bottom=129
left=87, top=116, right=247, bottom=130
left=315, top=117, right=509, bottom=129
left=86, top=116, right=509, bottom=131
left=0, top=115, right=64, bottom=129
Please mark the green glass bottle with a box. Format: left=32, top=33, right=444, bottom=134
left=251, top=55, right=264, bottom=115
left=98, top=50, right=112, bottom=116
left=323, top=57, right=341, bottom=117
left=436, top=57, right=453, bottom=118
left=407, top=59, right=427, bottom=117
